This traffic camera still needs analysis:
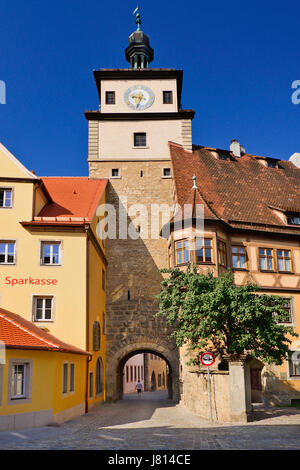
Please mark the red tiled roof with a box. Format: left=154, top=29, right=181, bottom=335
left=169, top=142, right=300, bottom=234
left=32, top=177, right=107, bottom=224
left=0, top=308, right=90, bottom=355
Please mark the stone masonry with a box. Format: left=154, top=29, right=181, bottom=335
left=89, top=160, right=180, bottom=402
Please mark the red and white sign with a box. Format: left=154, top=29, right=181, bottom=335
left=200, top=352, right=215, bottom=367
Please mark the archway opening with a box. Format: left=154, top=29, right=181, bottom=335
left=117, top=349, right=173, bottom=401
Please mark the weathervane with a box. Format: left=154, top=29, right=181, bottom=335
left=133, top=6, right=141, bottom=31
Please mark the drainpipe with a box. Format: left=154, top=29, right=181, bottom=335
left=85, top=354, right=92, bottom=413
left=85, top=225, right=90, bottom=414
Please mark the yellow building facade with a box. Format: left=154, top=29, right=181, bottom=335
left=0, top=142, right=108, bottom=427
left=0, top=308, right=89, bottom=430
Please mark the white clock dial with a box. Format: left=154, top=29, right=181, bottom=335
left=124, top=85, right=155, bottom=111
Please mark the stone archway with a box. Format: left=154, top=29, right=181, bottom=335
left=106, top=339, right=179, bottom=402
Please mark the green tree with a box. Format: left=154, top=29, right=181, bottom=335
left=156, top=268, right=297, bottom=365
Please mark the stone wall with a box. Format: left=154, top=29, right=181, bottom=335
left=181, top=370, right=231, bottom=423
left=89, top=160, right=180, bottom=402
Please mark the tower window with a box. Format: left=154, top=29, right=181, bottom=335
left=134, top=133, right=147, bottom=147
left=163, top=91, right=173, bottom=104
left=111, top=168, right=120, bottom=178
left=105, top=91, right=115, bottom=105
left=163, top=168, right=171, bottom=178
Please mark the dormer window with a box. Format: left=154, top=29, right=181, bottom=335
left=218, top=154, right=229, bottom=161
left=287, top=214, right=300, bottom=225
left=267, top=160, right=278, bottom=168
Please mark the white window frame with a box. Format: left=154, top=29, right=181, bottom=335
left=7, top=359, right=33, bottom=405
left=287, top=350, right=300, bottom=379
left=40, top=241, right=62, bottom=266
left=162, top=168, right=172, bottom=179
left=0, top=188, right=13, bottom=208
left=32, top=295, right=54, bottom=322
left=0, top=241, right=16, bottom=265
left=110, top=168, right=121, bottom=179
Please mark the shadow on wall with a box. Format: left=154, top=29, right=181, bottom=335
left=103, top=183, right=179, bottom=402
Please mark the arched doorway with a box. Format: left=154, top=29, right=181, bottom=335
left=248, top=358, right=264, bottom=403
left=113, top=345, right=178, bottom=402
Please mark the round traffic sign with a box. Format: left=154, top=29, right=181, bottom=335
left=200, top=352, right=215, bottom=367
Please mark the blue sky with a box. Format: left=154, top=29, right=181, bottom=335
left=1, top=0, right=300, bottom=176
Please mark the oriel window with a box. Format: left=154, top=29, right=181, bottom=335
left=259, top=248, right=274, bottom=271
left=277, top=249, right=292, bottom=272
left=195, top=238, right=213, bottom=263
left=218, top=241, right=227, bottom=267
left=175, top=239, right=189, bottom=265
left=232, top=246, right=247, bottom=269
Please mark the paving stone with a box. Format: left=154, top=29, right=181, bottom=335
left=0, top=391, right=300, bottom=450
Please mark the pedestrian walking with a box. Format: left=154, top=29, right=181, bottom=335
left=135, top=380, right=142, bottom=396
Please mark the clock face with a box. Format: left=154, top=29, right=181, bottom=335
left=124, top=85, right=155, bottom=111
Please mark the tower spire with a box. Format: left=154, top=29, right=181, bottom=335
left=133, top=6, right=141, bottom=31
left=125, top=7, right=154, bottom=69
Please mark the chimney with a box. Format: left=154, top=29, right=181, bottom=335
left=289, top=153, right=300, bottom=168
left=230, top=139, right=245, bottom=157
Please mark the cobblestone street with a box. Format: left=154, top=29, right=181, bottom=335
left=0, top=391, right=300, bottom=450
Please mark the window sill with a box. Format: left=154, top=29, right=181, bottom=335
left=259, top=270, right=276, bottom=273
left=110, top=176, right=121, bottom=179
left=132, top=146, right=149, bottom=149
left=232, top=268, right=249, bottom=272
left=0, top=263, right=16, bottom=266
left=33, top=319, right=54, bottom=323
left=162, top=176, right=173, bottom=179
left=278, top=271, right=294, bottom=275
left=40, top=264, right=62, bottom=267
left=196, top=262, right=215, bottom=266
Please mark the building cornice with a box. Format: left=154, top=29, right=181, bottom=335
left=85, top=110, right=195, bottom=121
